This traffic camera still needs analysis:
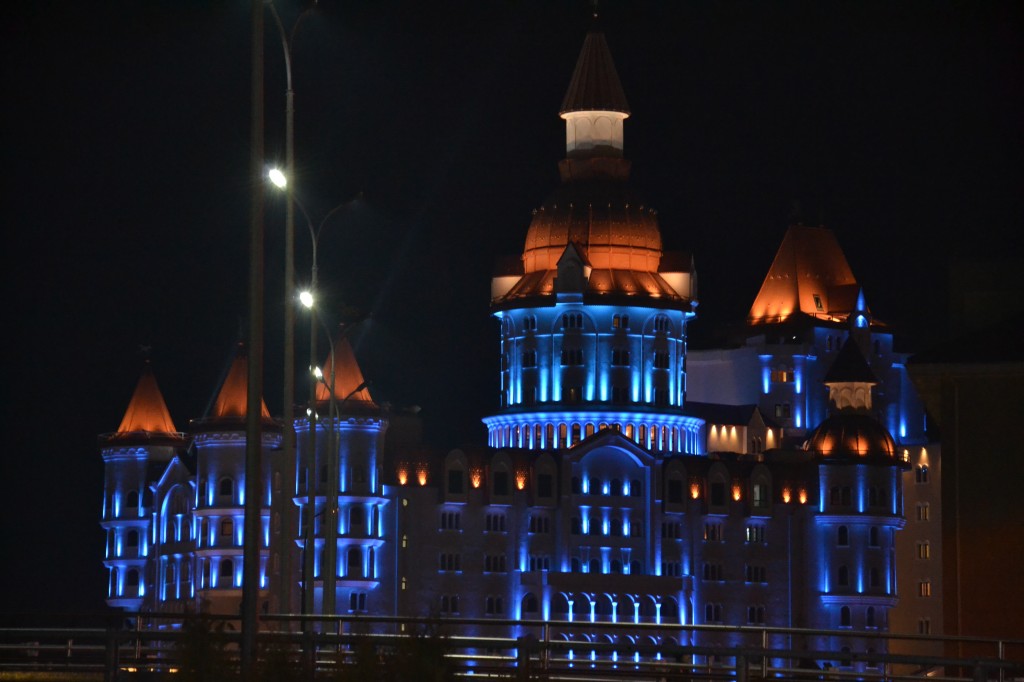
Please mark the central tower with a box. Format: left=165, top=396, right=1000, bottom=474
left=485, top=27, right=700, bottom=455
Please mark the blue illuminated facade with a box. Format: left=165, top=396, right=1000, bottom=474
left=99, top=24, right=918, bottom=673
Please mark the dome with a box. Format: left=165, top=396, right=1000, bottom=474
left=805, top=413, right=896, bottom=461
left=522, top=182, right=662, bottom=273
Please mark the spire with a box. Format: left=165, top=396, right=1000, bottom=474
left=114, top=362, right=179, bottom=437
left=211, top=343, right=273, bottom=421
left=315, top=335, right=376, bottom=407
left=560, top=29, right=630, bottom=116
left=823, top=337, right=879, bottom=412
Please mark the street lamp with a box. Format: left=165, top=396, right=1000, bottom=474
left=267, top=171, right=359, bottom=618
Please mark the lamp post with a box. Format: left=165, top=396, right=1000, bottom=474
left=265, top=0, right=316, bottom=620
left=268, top=172, right=358, bottom=618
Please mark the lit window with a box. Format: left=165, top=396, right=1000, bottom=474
left=916, top=502, right=930, bottom=522
left=745, top=525, right=765, bottom=544
left=918, top=580, right=932, bottom=597
left=917, top=541, right=931, bottom=560
left=915, top=465, right=929, bottom=484
left=612, top=314, right=629, bottom=329
left=813, top=294, right=824, bottom=311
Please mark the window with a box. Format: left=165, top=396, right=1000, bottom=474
left=661, top=522, right=680, bottom=539
left=840, top=605, right=851, bottom=627
left=838, top=565, right=849, bottom=587
left=704, top=603, right=722, bottom=623
left=561, top=313, right=583, bottom=329
left=654, top=315, right=670, bottom=333
left=447, top=469, right=463, bottom=495
left=745, top=525, right=765, bottom=544
left=653, top=387, right=669, bottom=406
left=917, top=541, right=931, bottom=560
left=866, top=606, right=876, bottom=628
left=528, top=556, right=551, bottom=571
left=219, top=478, right=234, bottom=499
left=915, top=465, right=929, bottom=484
left=126, top=529, right=139, bottom=549
left=752, top=483, right=769, bottom=509
left=710, top=481, right=725, bottom=506
left=438, top=553, right=461, bottom=572
left=704, top=523, right=723, bottom=542
left=771, top=369, right=792, bottom=383
left=484, top=555, right=507, bottom=573
left=918, top=580, right=932, bottom=597
left=813, top=294, right=824, bottom=311
left=349, top=592, right=367, bottom=612
left=522, top=350, right=537, bottom=368
left=918, top=618, right=931, bottom=635
left=870, top=567, right=880, bottom=588
left=745, top=564, right=767, bottom=583
left=528, top=515, right=550, bottom=534
left=523, top=315, right=537, bottom=331
left=537, top=473, right=553, bottom=498
left=440, top=511, right=462, bottom=530
left=220, top=519, right=233, bottom=539
left=612, top=314, right=629, bottom=329
left=485, top=596, right=504, bottom=615
left=830, top=486, right=852, bottom=507
left=611, top=348, right=630, bottom=365
left=916, top=502, right=930, bottom=521
left=564, top=386, right=582, bottom=403
left=667, top=479, right=683, bottom=503
left=347, top=547, right=362, bottom=578
left=653, top=350, right=670, bottom=369
left=775, top=403, right=791, bottom=419
left=560, top=347, right=584, bottom=365
left=837, top=526, right=849, bottom=546
left=493, top=471, right=509, bottom=496
left=440, top=595, right=459, bottom=614
left=611, top=386, right=630, bottom=403
left=485, top=514, right=507, bottom=532
left=702, top=563, right=723, bottom=581
left=747, top=605, right=766, bottom=624
left=125, top=490, right=139, bottom=511
left=571, top=517, right=581, bottom=535
left=219, top=559, right=233, bottom=581
left=662, top=561, right=682, bottom=577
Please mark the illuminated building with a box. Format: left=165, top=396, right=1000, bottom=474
left=99, top=24, right=920, bottom=670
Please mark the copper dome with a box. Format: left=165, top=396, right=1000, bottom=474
left=805, top=413, right=897, bottom=461
left=522, top=182, right=662, bottom=274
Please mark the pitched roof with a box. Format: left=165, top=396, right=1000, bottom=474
left=115, top=363, right=179, bottom=436
left=315, top=335, right=376, bottom=407
left=211, top=344, right=272, bottom=420
left=748, top=225, right=867, bottom=325
left=560, top=29, right=630, bottom=115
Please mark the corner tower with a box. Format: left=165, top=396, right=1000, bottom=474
left=485, top=26, right=700, bottom=455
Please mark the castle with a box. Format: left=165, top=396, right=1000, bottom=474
left=99, top=26, right=941, bottom=670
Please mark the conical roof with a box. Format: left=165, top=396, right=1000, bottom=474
left=112, top=363, right=179, bottom=438
left=210, top=343, right=273, bottom=421
left=315, top=335, right=376, bottom=407
left=748, top=225, right=865, bottom=324
left=560, top=29, right=630, bottom=115
left=824, top=337, right=879, bottom=385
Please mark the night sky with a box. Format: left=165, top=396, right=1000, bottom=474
left=3, top=1, right=1020, bottom=617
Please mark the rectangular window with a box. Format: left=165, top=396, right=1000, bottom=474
left=813, top=294, right=824, bottom=311
left=775, top=403, right=792, bottom=419
left=447, top=470, right=463, bottom=495
left=439, top=511, right=461, bottom=531
left=745, top=525, right=765, bottom=543
left=918, top=618, right=931, bottom=635
left=485, top=514, right=507, bottom=533
left=653, top=350, right=670, bottom=369
left=918, top=580, right=932, bottom=597
left=537, top=474, right=553, bottom=498
left=745, top=564, right=767, bottom=583
left=704, top=523, right=723, bottom=542
left=710, top=481, right=725, bottom=506
left=493, top=472, right=509, bottom=496
left=667, top=480, right=683, bottom=503
left=702, top=563, right=723, bottom=581
left=917, top=541, right=931, bottom=559
left=522, top=350, right=537, bottom=368
left=916, top=502, right=930, bottom=522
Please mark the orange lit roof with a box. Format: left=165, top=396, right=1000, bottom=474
left=315, top=335, right=376, bottom=407
left=211, top=345, right=272, bottom=420
left=748, top=225, right=867, bottom=324
left=115, top=363, right=179, bottom=436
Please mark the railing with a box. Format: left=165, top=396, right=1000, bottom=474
left=0, top=614, right=1021, bottom=681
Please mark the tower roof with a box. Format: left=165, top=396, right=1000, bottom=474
left=748, top=225, right=868, bottom=325
left=560, top=29, right=630, bottom=115
left=824, top=337, right=879, bottom=385
left=110, top=363, right=181, bottom=439
left=210, top=343, right=273, bottom=422
left=315, top=334, right=377, bottom=408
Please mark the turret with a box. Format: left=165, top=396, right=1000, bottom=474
left=99, top=361, right=186, bottom=612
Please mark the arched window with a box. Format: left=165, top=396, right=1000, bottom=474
left=838, top=525, right=849, bottom=546
left=125, top=569, right=140, bottom=594
left=219, top=478, right=234, bottom=499
left=126, top=529, right=139, bottom=549
left=840, top=605, right=851, bottom=627
left=838, top=565, right=849, bottom=587
left=610, top=559, right=623, bottom=574
left=219, top=559, right=234, bottom=585
left=866, top=606, right=876, bottom=628
left=125, top=490, right=139, bottom=511
left=349, top=506, right=365, bottom=535
left=610, top=478, right=622, bottom=496
left=347, top=547, right=361, bottom=578
left=571, top=557, right=581, bottom=572
left=220, top=519, right=233, bottom=540
left=522, top=593, right=539, bottom=614
left=589, top=558, right=601, bottom=574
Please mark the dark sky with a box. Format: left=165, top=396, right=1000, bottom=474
left=2, top=1, right=1020, bottom=616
